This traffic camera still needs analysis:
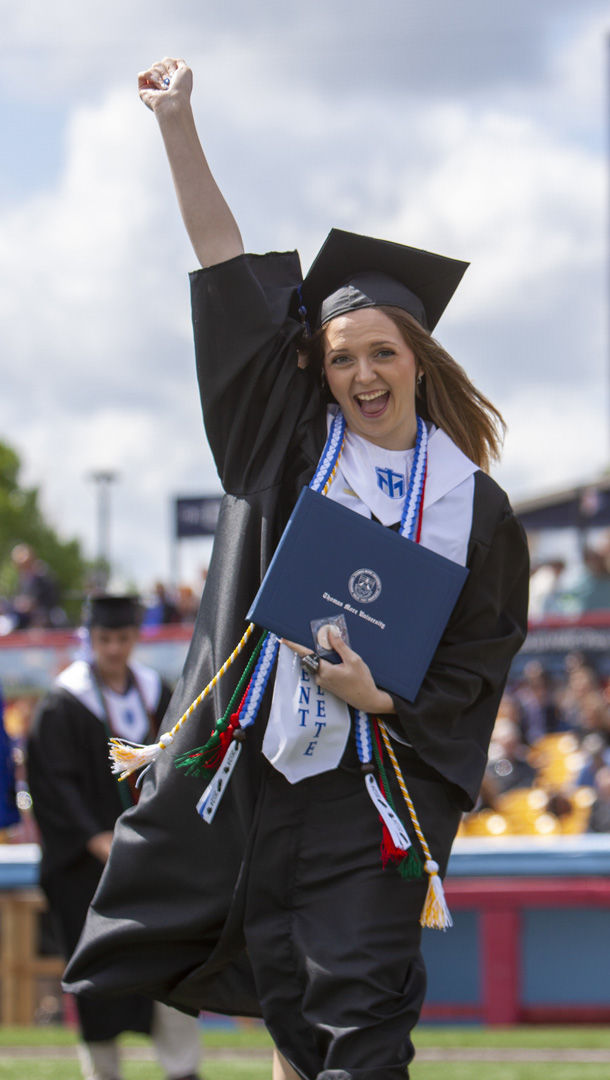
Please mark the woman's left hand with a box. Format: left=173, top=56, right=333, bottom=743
left=281, top=627, right=395, bottom=715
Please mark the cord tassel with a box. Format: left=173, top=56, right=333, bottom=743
left=377, top=720, right=452, bottom=929
left=421, top=860, right=452, bottom=930
left=109, top=733, right=175, bottom=778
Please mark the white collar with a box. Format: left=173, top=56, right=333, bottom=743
left=423, top=427, right=479, bottom=509
left=56, top=659, right=161, bottom=721
left=326, top=408, right=479, bottom=513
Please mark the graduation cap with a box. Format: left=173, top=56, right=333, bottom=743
left=300, top=228, right=469, bottom=332
left=87, top=594, right=142, bottom=629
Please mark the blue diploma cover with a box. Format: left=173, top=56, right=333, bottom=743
left=248, top=488, right=469, bottom=701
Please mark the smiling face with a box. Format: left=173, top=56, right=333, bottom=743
left=322, top=307, right=420, bottom=450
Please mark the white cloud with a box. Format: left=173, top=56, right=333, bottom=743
left=0, top=86, right=219, bottom=585
left=379, top=106, right=605, bottom=320
left=494, top=386, right=608, bottom=502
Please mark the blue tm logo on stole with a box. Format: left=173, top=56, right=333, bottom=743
left=375, top=467, right=405, bottom=499
left=298, top=667, right=326, bottom=756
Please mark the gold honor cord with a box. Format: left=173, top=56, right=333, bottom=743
left=109, top=623, right=255, bottom=781
left=378, top=721, right=452, bottom=930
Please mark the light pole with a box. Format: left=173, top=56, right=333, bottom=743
left=89, top=470, right=119, bottom=588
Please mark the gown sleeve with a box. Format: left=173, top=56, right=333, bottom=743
left=386, top=473, right=530, bottom=809
left=27, top=693, right=113, bottom=871
left=190, top=251, right=325, bottom=496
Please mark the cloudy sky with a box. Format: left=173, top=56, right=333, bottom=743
left=2, top=0, right=610, bottom=587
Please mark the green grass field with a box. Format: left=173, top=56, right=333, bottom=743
left=0, top=1024, right=609, bottom=1079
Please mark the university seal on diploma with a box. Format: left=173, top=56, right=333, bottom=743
left=248, top=488, right=469, bottom=702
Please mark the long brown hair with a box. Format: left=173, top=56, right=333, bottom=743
left=299, top=305, right=505, bottom=472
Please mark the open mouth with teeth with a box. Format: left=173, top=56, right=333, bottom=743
left=354, top=389, right=390, bottom=417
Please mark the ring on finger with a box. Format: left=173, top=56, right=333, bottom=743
left=301, top=653, right=321, bottom=675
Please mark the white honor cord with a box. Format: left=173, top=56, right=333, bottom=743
left=355, top=710, right=410, bottom=851
left=364, top=772, right=411, bottom=851
left=196, top=740, right=243, bottom=823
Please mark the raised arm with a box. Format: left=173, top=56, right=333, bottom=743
left=138, top=57, right=244, bottom=268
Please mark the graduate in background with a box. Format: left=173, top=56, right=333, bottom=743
left=65, top=60, right=529, bottom=1080
left=28, top=595, right=202, bottom=1080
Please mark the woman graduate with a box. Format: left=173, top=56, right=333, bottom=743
left=64, top=58, right=529, bottom=1080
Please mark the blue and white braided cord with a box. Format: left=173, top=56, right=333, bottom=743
left=310, top=411, right=346, bottom=492
left=239, top=633, right=280, bottom=728
left=399, top=416, right=428, bottom=541
left=354, top=710, right=373, bottom=765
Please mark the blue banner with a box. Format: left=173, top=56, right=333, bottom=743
left=175, top=497, right=222, bottom=538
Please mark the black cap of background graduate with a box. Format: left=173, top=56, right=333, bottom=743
left=300, top=229, right=469, bottom=332
left=87, top=594, right=142, bottom=629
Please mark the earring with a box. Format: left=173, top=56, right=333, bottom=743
left=417, top=372, right=423, bottom=385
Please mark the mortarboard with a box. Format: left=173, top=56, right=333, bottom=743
left=88, top=594, right=142, bottom=629
left=300, top=228, right=469, bottom=332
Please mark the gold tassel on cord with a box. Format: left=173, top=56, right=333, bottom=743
left=421, top=859, right=452, bottom=930
left=377, top=720, right=453, bottom=931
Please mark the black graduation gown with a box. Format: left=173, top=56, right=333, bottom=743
left=64, top=253, right=529, bottom=1049
left=28, top=671, right=172, bottom=1041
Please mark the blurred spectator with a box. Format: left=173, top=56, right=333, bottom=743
left=588, top=766, right=610, bottom=832
left=528, top=559, right=567, bottom=620
left=559, top=664, right=600, bottom=729
left=142, top=583, right=180, bottom=627
left=577, top=732, right=610, bottom=787
left=176, top=585, right=199, bottom=624
left=564, top=652, right=590, bottom=677
left=10, top=544, right=67, bottom=629
left=571, top=690, right=610, bottom=743
left=515, top=661, right=563, bottom=744
left=483, top=718, right=538, bottom=802
left=568, top=547, right=610, bottom=614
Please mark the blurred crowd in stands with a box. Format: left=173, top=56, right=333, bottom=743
left=461, top=652, right=610, bottom=837
left=5, top=537, right=610, bottom=839
left=529, top=540, right=610, bottom=618
left=0, top=544, right=203, bottom=634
